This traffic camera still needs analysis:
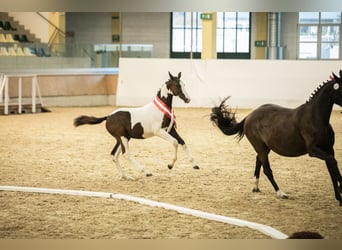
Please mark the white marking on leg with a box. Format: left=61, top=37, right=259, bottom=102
left=253, top=177, right=260, bottom=192
left=113, top=140, right=135, bottom=180
left=111, top=146, right=129, bottom=179
left=181, top=144, right=199, bottom=168
left=276, top=190, right=288, bottom=199
left=254, top=177, right=259, bottom=189
left=156, top=129, right=178, bottom=168
left=121, top=137, right=152, bottom=177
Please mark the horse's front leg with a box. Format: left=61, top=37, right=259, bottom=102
left=169, top=128, right=199, bottom=169
left=324, top=156, right=342, bottom=206
left=155, top=129, right=179, bottom=169
left=308, top=145, right=342, bottom=205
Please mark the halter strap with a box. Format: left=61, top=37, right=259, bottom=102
left=153, top=96, right=176, bottom=124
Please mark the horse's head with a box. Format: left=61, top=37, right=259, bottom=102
left=331, top=70, right=342, bottom=106
left=164, top=72, right=191, bottom=103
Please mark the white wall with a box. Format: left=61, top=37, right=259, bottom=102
left=117, top=58, right=342, bottom=109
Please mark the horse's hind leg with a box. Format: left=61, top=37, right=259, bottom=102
left=121, top=137, right=152, bottom=177
left=252, top=155, right=262, bottom=192
left=111, top=141, right=132, bottom=180
left=258, top=152, right=288, bottom=199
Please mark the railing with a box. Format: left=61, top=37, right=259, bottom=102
left=0, top=43, right=153, bottom=69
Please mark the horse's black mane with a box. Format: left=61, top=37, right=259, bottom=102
left=306, top=80, right=330, bottom=103
left=307, top=70, right=342, bottom=103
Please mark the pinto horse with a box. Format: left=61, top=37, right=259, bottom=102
left=74, top=72, right=199, bottom=179
left=210, top=71, right=342, bottom=206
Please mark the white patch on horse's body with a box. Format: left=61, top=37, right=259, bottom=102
left=111, top=103, right=164, bottom=138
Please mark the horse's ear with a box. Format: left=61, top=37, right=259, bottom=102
left=168, top=71, right=174, bottom=79
left=178, top=72, right=182, bottom=79
left=332, top=72, right=339, bottom=81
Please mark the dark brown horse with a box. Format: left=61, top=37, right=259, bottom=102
left=210, top=71, right=342, bottom=206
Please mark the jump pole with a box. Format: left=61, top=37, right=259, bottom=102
left=0, top=185, right=288, bottom=239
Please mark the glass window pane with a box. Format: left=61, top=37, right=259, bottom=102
left=195, top=29, right=202, bottom=52
left=194, top=12, right=202, bottom=29
left=216, top=29, right=224, bottom=52
left=237, top=12, right=250, bottom=28
left=299, top=12, right=319, bottom=24
left=172, top=29, right=185, bottom=52
left=190, top=28, right=199, bottom=52
left=299, top=43, right=317, bottom=59
left=226, top=12, right=237, bottom=28
left=321, top=43, right=339, bottom=59
left=321, top=25, right=340, bottom=42
left=184, top=28, right=192, bottom=51
left=225, top=29, right=236, bottom=52
left=173, top=12, right=184, bottom=27
left=184, top=12, right=192, bottom=28
left=237, top=29, right=250, bottom=52
left=216, top=12, right=224, bottom=28
left=299, top=26, right=318, bottom=42
left=321, top=12, right=341, bottom=24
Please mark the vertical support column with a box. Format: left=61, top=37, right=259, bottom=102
left=32, top=76, right=36, bottom=113
left=4, top=76, right=9, bottom=115
left=201, top=12, right=217, bottom=59
left=0, top=74, right=3, bottom=102
left=255, top=12, right=268, bottom=59
left=18, top=77, right=22, bottom=114
left=266, top=12, right=283, bottom=59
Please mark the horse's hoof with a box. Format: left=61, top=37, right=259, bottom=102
left=168, top=164, right=173, bottom=170
left=252, top=187, right=261, bottom=193
left=193, top=165, right=200, bottom=170
left=146, top=173, right=153, bottom=177
left=277, top=190, right=289, bottom=199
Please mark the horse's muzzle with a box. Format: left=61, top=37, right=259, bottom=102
left=184, top=98, right=191, bottom=103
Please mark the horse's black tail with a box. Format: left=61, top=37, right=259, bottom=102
left=73, top=115, right=108, bottom=127
left=210, top=97, right=245, bottom=140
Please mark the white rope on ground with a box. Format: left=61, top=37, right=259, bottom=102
left=0, top=185, right=288, bottom=239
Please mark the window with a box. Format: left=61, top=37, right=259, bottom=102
left=298, top=12, right=341, bottom=59
left=216, top=12, right=250, bottom=59
left=170, top=12, right=250, bottom=59
left=171, top=12, right=202, bottom=58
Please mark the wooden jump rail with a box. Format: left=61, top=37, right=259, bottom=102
left=0, top=73, right=44, bottom=115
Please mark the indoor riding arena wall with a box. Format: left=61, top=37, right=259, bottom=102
left=117, top=58, right=342, bottom=109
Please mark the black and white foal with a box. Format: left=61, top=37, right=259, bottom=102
left=74, top=72, right=199, bottom=179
